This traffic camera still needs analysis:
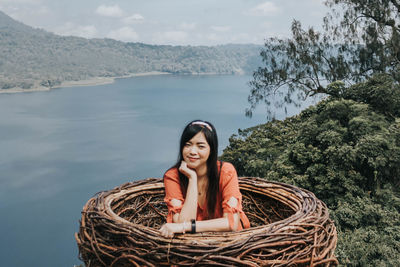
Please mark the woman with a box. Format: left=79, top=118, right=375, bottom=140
left=160, top=120, right=250, bottom=238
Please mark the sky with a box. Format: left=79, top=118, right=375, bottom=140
left=0, top=0, right=329, bottom=46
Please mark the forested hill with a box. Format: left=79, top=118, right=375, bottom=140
left=0, top=10, right=262, bottom=90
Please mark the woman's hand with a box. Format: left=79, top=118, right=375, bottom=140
left=159, top=223, right=184, bottom=238
left=179, top=161, right=197, bottom=180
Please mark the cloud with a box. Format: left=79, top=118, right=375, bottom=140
left=122, top=13, right=144, bottom=24
left=206, top=33, right=219, bottom=42
left=95, top=4, right=124, bottom=18
left=107, top=27, right=139, bottom=42
left=211, top=26, right=231, bottom=32
left=56, top=22, right=98, bottom=38
left=309, top=0, right=325, bottom=4
left=11, top=5, right=49, bottom=15
left=247, top=1, right=280, bottom=16
left=0, top=0, right=42, bottom=3
left=230, top=33, right=251, bottom=42
left=179, top=22, right=196, bottom=31
left=261, top=21, right=273, bottom=29
left=153, top=31, right=188, bottom=44
left=2, top=4, right=50, bottom=24
left=34, top=5, right=49, bottom=15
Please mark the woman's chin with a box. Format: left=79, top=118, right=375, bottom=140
left=186, top=162, right=197, bottom=169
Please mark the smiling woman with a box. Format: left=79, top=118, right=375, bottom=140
left=160, top=120, right=250, bottom=237
left=182, top=129, right=210, bottom=172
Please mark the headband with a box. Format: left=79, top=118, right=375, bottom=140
left=190, top=121, right=213, bottom=131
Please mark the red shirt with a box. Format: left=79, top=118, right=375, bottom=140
left=163, top=162, right=250, bottom=230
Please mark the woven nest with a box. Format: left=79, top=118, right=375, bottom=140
left=75, top=177, right=338, bottom=266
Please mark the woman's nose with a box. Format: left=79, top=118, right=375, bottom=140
left=189, top=146, right=197, bottom=154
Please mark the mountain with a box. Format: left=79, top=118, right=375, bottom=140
left=0, top=10, right=262, bottom=90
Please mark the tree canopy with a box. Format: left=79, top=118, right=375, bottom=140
left=247, top=0, right=400, bottom=118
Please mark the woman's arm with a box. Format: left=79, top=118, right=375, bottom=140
left=159, top=213, right=239, bottom=238
left=196, top=210, right=240, bottom=232
left=173, top=161, right=198, bottom=222
left=174, top=177, right=197, bottom=222
left=160, top=197, right=240, bottom=237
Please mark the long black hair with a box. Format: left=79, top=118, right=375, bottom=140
left=173, top=120, right=220, bottom=219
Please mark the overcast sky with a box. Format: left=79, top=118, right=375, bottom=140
left=0, top=0, right=328, bottom=45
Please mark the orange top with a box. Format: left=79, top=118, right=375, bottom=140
left=163, top=161, right=250, bottom=230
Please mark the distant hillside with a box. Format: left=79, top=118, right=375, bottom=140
left=0, top=10, right=262, bottom=90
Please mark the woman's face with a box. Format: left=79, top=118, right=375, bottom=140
left=182, top=131, right=211, bottom=171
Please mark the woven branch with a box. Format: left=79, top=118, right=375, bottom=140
left=75, top=177, right=338, bottom=266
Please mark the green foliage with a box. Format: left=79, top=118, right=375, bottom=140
left=333, top=187, right=400, bottom=266
left=222, top=119, right=299, bottom=177
left=340, top=74, right=400, bottom=118
left=221, top=75, right=400, bottom=265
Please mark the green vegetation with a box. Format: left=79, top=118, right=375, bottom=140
left=0, top=10, right=261, bottom=90
left=222, top=74, right=400, bottom=265
left=247, top=0, right=400, bottom=119
left=239, top=2, right=400, bottom=263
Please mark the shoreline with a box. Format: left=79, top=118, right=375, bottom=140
left=0, top=71, right=171, bottom=94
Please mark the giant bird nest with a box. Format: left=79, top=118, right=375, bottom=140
left=75, top=177, right=338, bottom=266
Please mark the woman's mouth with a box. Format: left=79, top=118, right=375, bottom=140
left=188, top=157, right=198, bottom=162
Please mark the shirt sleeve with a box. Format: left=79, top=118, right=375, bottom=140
left=220, top=162, right=250, bottom=230
left=163, top=168, right=184, bottom=223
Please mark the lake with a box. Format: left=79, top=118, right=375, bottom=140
left=0, top=74, right=309, bottom=267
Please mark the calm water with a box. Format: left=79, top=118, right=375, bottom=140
left=0, top=74, right=308, bottom=267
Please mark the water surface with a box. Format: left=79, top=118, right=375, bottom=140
left=0, top=74, right=307, bottom=266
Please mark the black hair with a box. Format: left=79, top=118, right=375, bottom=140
left=173, top=120, right=219, bottom=219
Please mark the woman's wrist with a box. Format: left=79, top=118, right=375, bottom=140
left=187, top=172, right=197, bottom=181
left=187, top=175, right=198, bottom=188
left=181, top=221, right=191, bottom=233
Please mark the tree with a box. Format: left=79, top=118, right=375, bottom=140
left=247, top=20, right=353, bottom=118
left=247, top=0, right=400, bottom=118
left=324, top=0, right=400, bottom=81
